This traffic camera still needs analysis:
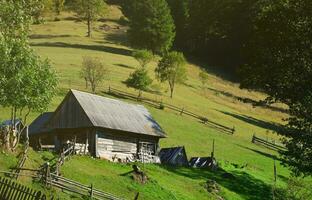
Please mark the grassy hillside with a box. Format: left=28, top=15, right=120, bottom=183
left=0, top=5, right=304, bottom=200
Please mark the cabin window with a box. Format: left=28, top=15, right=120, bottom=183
left=138, top=142, right=156, bottom=155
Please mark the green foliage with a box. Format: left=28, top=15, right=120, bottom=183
left=166, top=0, right=189, bottom=49
left=239, top=0, right=312, bottom=176
left=0, top=1, right=58, bottom=124
left=132, top=49, right=153, bottom=68
left=181, top=0, right=255, bottom=68
left=0, top=0, right=33, bottom=38
left=122, top=0, right=175, bottom=55
left=0, top=37, right=58, bottom=123
left=70, top=0, right=108, bottom=37
left=199, top=69, right=209, bottom=88
left=125, top=68, right=152, bottom=97
left=31, top=0, right=53, bottom=24
left=53, top=0, right=65, bottom=15
left=155, top=51, right=187, bottom=98
left=80, top=56, right=109, bottom=93
left=275, top=177, right=312, bottom=200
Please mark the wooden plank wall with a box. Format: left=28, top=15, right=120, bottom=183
left=47, top=93, right=92, bottom=129
left=97, top=132, right=137, bottom=161
left=96, top=131, right=158, bottom=161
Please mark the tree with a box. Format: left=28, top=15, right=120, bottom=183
left=155, top=51, right=187, bottom=98
left=166, top=0, right=189, bottom=49
left=53, top=0, right=65, bottom=15
left=125, top=68, right=152, bottom=98
left=31, top=0, right=53, bottom=24
left=239, top=0, right=312, bottom=176
left=80, top=56, right=109, bottom=93
left=0, top=1, right=58, bottom=151
left=133, top=49, right=154, bottom=68
left=199, top=69, right=209, bottom=89
left=121, top=0, right=175, bottom=55
left=70, top=0, right=108, bottom=37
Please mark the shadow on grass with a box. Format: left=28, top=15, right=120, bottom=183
left=186, top=55, right=239, bottom=83
left=104, top=32, right=129, bottom=46
left=209, top=88, right=288, bottom=114
left=29, top=34, right=74, bottom=39
left=218, top=110, right=283, bottom=132
left=160, top=166, right=273, bottom=200
left=114, top=63, right=134, bottom=69
left=30, top=42, right=132, bottom=56
left=237, top=144, right=282, bottom=162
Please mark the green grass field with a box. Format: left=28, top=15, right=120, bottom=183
left=0, top=5, right=308, bottom=200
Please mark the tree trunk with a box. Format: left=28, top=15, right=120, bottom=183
left=169, top=81, right=174, bottom=98
left=91, top=82, right=96, bottom=93
left=170, top=87, right=174, bottom=98
left=85, top=77, right=88, bottom=89
left=87, top=14, right=91, bottom=38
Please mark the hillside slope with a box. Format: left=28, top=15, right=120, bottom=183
left=0, top=5, right=297, bottom=200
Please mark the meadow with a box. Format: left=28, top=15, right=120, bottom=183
left=0, top=5, right=305, bottom=200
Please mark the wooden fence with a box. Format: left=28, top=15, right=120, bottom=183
left=12, top=145, right=29, bottom=179
left=107, top=86, right=235, bottom=135
left=0, top=176, right=47, bottom=200
left=251, top=134, right=286, bottom=152
left=40, top=163, right=127, bottom=200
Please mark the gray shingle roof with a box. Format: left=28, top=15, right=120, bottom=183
left=29, top=112, right=53, bottom=135
left=70, top=90, right=166, bottom=138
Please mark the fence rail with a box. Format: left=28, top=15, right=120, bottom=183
left=107, top=86, right=235, bottom=135
left=0, top=176, right=47, bottom=200
left=50, top=173, right=124, bottom=200
left=252, top=134, right=286, bottom=152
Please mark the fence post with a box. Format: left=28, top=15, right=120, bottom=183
left=232, top=126, right=235, bottom=135
left=72, top=135, right=77, bottom=156
left=211, top=139, right=215, bottom=159
left=90, top=183, right=94, bottom=198
left=45, top=162, right=50, bottom=187
left=134, top=192, right=140, bottom=200
left=180, top=107, right=184, bottom=115
left=108, top=86, right=111, bottom=93
left=252, top=134, right=255, bottom=143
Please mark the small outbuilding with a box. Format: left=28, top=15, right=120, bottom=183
left=29, top=89, right=166, bottom=162
left=189, top=157, right=217, bottom=169
left=158, top=146, right=189, bottom=167
left=1, top=119, right=24, bottom=132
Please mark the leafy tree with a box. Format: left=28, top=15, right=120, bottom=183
left=0, top=1, right=58, bottom=151
left=199, top=69, right=209, bottom=88
left=133, top=49, right=154, bottom=68
left=31, top=0, right=53, bottom=24
left=0, top=1, right=58, bottom=123
left=155, top=51, right=187, bottom=98
left=70, top=0, right=108, bottom=37
left=239, top=0, right=312, bottom=176
left=166, top=0, right=189, bottom=49
left=186, top=0, right=256, bottom=69
left=0, top=0, right=33, bottom=38
left=0, top=36, right=58, bottom=133
left=81, top=57, right=109, bottom=93
left=53, top=0, right=65, bottom=15
left=125, top=68, right=152, bottom=98
left=121, top=0, right=175, bottom=55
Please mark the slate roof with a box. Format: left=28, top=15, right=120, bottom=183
left=189, top=157, right=216, bottom=168
left=1, top=119, right=23, bottom=127
left=159, top=146, right=188, bottom=166
left=29, top=112, right=53, bottom=135
left=29, top=89, right=166, bottom=138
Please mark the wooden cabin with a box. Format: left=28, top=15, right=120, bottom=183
left=29, top=89, right=166, bottom=162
